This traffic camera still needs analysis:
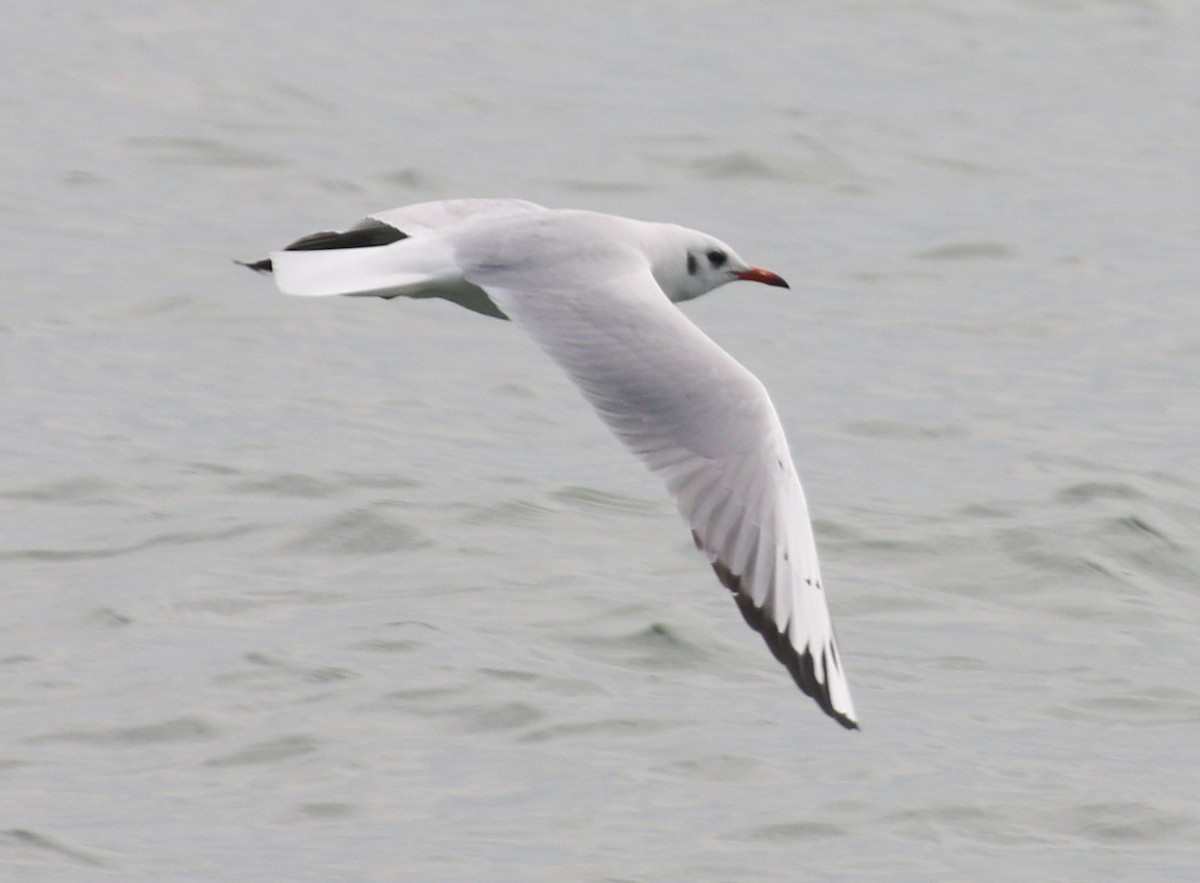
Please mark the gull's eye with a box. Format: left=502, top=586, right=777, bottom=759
left=687, top=253, right=698, bottom=275
left=706, top=249, right=727, bottom=268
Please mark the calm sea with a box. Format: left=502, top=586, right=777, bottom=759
left=3, top=1, right=1198, bottom=880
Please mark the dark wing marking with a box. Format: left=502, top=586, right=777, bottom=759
left=706, top=549, right=858, bottom=731
left=238, top=218, right=409, bottom=276
left=283, top=218, right=408, bottom=252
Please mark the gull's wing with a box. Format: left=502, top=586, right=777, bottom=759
left=366, top=198, right=545, bottom=237
left=478, top=264, right=858, bottom=729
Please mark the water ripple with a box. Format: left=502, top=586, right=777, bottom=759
left=286, top=506, right=429, bottom=555
left=0, top=828, right=111, bottom=869
left=204, top=735, right=320, bottom=768
left=27, top=715, right=218, bottom=746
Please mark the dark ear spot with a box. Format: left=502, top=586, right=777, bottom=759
left=686, top=253, right=698, bottom=276
left=706, top=249, right=727, bottom=268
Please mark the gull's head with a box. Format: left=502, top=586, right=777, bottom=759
left=650, top=225, right=789, bottom=303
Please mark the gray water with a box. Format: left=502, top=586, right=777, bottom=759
left=3, top=1, right=1199, bottom=880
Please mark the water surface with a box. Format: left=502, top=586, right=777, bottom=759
left=3, top=1, right=1199, bottom=880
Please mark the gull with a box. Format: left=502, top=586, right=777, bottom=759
left=242, top=198, right=857, bottom=729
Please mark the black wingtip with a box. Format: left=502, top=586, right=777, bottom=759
left=281, top=218, right=407, bottom=252
left=711, top=558, right=859, bottom=731
left=236, top=258, right=273, bottom=274
left=237, top=218, right=407, bottom=276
